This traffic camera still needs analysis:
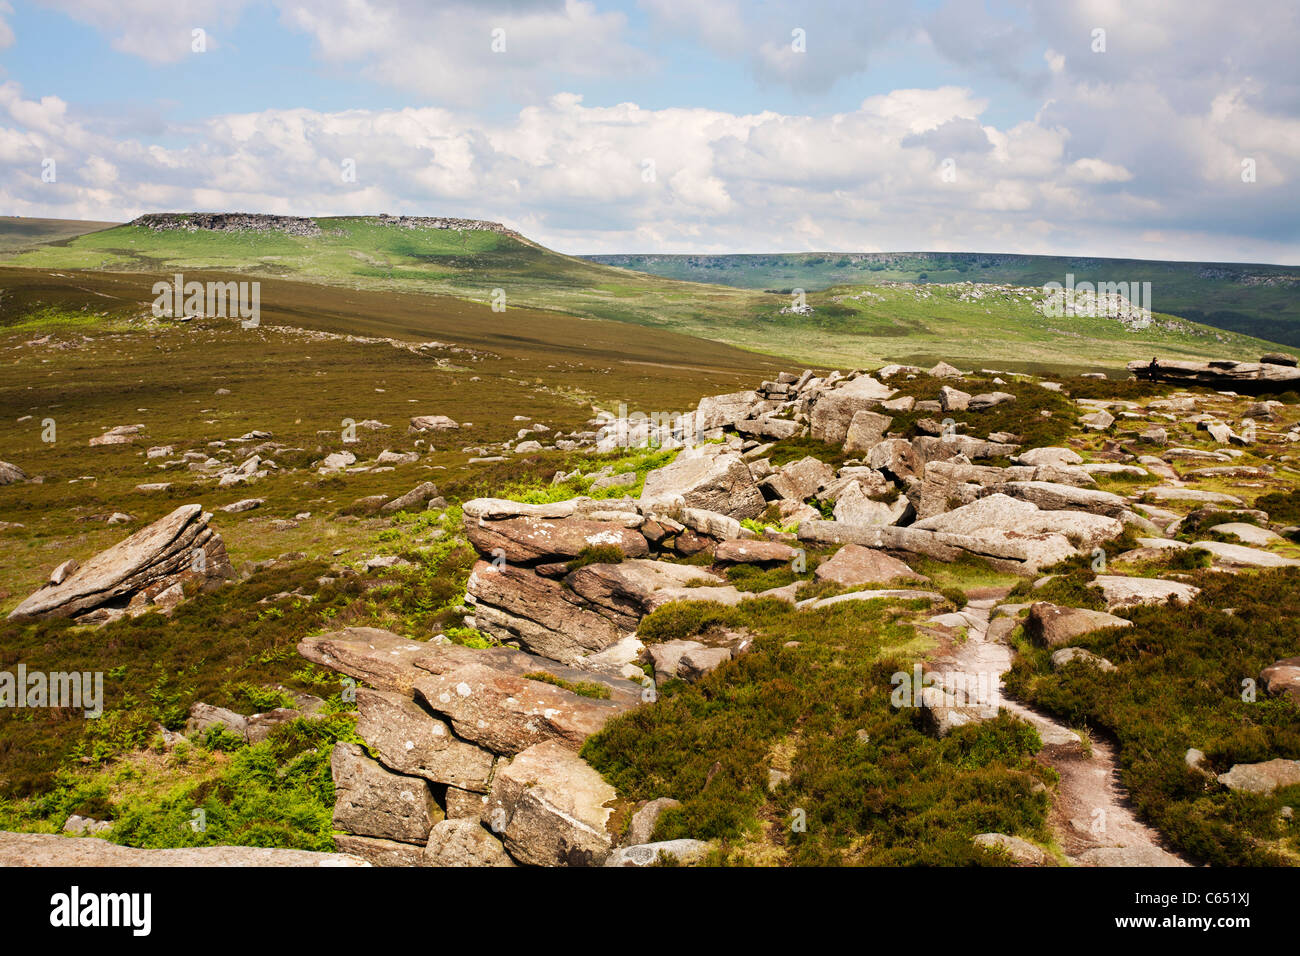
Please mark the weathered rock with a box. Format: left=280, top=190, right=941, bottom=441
left=412, top=659, right=633, bottom=755
left=381, top=481, right=441, bottom=514
left=815, top=545, right=926, bottom=587
left=334, top=834, right=426, bottom=867
left=1051, top=647, right=1117, bottom=672
left=1014, top=447, right=1082, bottom=467
left=1079, top=410, right=1115, bottom=431
left=604, top=840, right=709, bottom=867
left=996, top=481, right=1129, bottom=518
left=464, top=515, right=648, bottom=565
left=678, top=646, right=734, bottom=682
left=913, top=494, right=1123, bottom=549
left=423, top=819, right=516, bottom=867
left=939, top=385, right=971, bottom=412
left=868, top=439, right=921, bottom=481
left=972, top=833, right=1052, bottom=866
left=331, top=742, right=442, bottom=845
left=832, top=483, right=909, bottom=526
left=565, top=559, right=739, bottom=630
left=409, top=415, right=460, bottom=432
left=713, top=539, right=799, bottom=564
left=0, top=461, right=29, bottom=484
left=1217, top=759, right=1300, bottom=794
left=647, top=639, right=706, bottom=684
left=7, top=504, right=233, bottom=622
left=843, top=410, right=893, bottom=453
left=625, top=797, right=682, bottom=846
left=356, top=688, right=496, bottom=792
left=810, top=376, right=896, bottom=444
left=1129, top=358, right=1300, bottom=394
left=761, top=456, right=835, bottom=501
left=185, top=702, right=248, bottom=739
left=1260, top=657, right=1300, bottom=704
left=1089, top=575, right=1200, bottom=611
left=483, top=740, right=616, bottom=866
left=969, top=391, right=1016, bottom=411
left=1188, top=540, right=1300, bottom=568
left=640, top=451, right=765, bottom=519
left=695, top=391, right=760, bottom=431
left=466, top=561, right=624, bottom=663
left=0, top=831, right=367, bottom=867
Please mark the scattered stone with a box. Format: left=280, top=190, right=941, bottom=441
left=1026, top=603, right=1132, bottom=648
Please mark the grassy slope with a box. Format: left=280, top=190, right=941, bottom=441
left=587, top=251, right=1300, bottom=349
left=0, top=217, right=120, bottom=253
left=1, top=218, right=1286, bottom=372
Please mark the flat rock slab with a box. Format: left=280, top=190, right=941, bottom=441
left=1217, top=759, right=1300, bottom=793
left=1090, top=575, right=1200, bottom=610
left=464, top=515, right=648, bottom=564
left=1210, top=523, right=1285, bottom=547
left=0, top=830, right=366, bottom=866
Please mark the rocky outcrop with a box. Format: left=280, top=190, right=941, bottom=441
left=1129, top=356, right=1300, bottom=394
left=482, top=740, right=617, bottom=867
left=0, top=461, right=27, bottom=485
left=640, top=449, right=765, bottom=519
left=7, top=504, right=233, bottom=623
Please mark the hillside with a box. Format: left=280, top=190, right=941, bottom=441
left=0, top=214, right=1288, bottom=373
left=0, top=216, right=120, bottom=252
left=586, top=252, right=1300, bottom=349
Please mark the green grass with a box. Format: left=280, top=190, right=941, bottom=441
left=3, top=217, right=1287, bottom=371
left=587, top=250, right=1300, bottom=350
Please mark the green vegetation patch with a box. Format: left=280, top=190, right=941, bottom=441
left=583, top=596, right=1054, bottom=865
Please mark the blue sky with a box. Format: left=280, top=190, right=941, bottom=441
left=1, top=0, right=1297, bottom=262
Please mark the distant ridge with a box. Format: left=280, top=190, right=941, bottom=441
left=128, top=212, right=522, bottom=239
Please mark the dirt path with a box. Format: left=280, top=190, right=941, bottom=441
left=931, top=593, right=1187, bottom=866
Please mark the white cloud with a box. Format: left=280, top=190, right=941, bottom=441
left=38, top=0, right=249, bottom=63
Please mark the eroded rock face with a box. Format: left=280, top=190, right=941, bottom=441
left=331, top=742, right=442, bottom=846
left=424, top=819, right=516, bottom=867
left=356, top=688, right=496, bottom=792
left=412, top=659, right=634, bottom=756
left=640, top=451, right=765, bottom=519
left=7, top=504, right=233, bottom=622
left=0, top=461, right=28, bottom=485
left=483, top=740, right=616, bottom=867
left=913, top=494, right=1123, bottom=550
left=466, top=561, right=624, bottom=663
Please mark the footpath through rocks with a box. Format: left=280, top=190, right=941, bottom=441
left=933, top=593, right=1186, bottom=867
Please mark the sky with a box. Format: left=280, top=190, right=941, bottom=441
left=0, top=0, right=1297, bottom=263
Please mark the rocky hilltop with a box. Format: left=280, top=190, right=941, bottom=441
left=128, top=212, right=520, bottom=239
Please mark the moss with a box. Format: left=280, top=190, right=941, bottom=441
left=522, top=672, right=611, bottom=700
